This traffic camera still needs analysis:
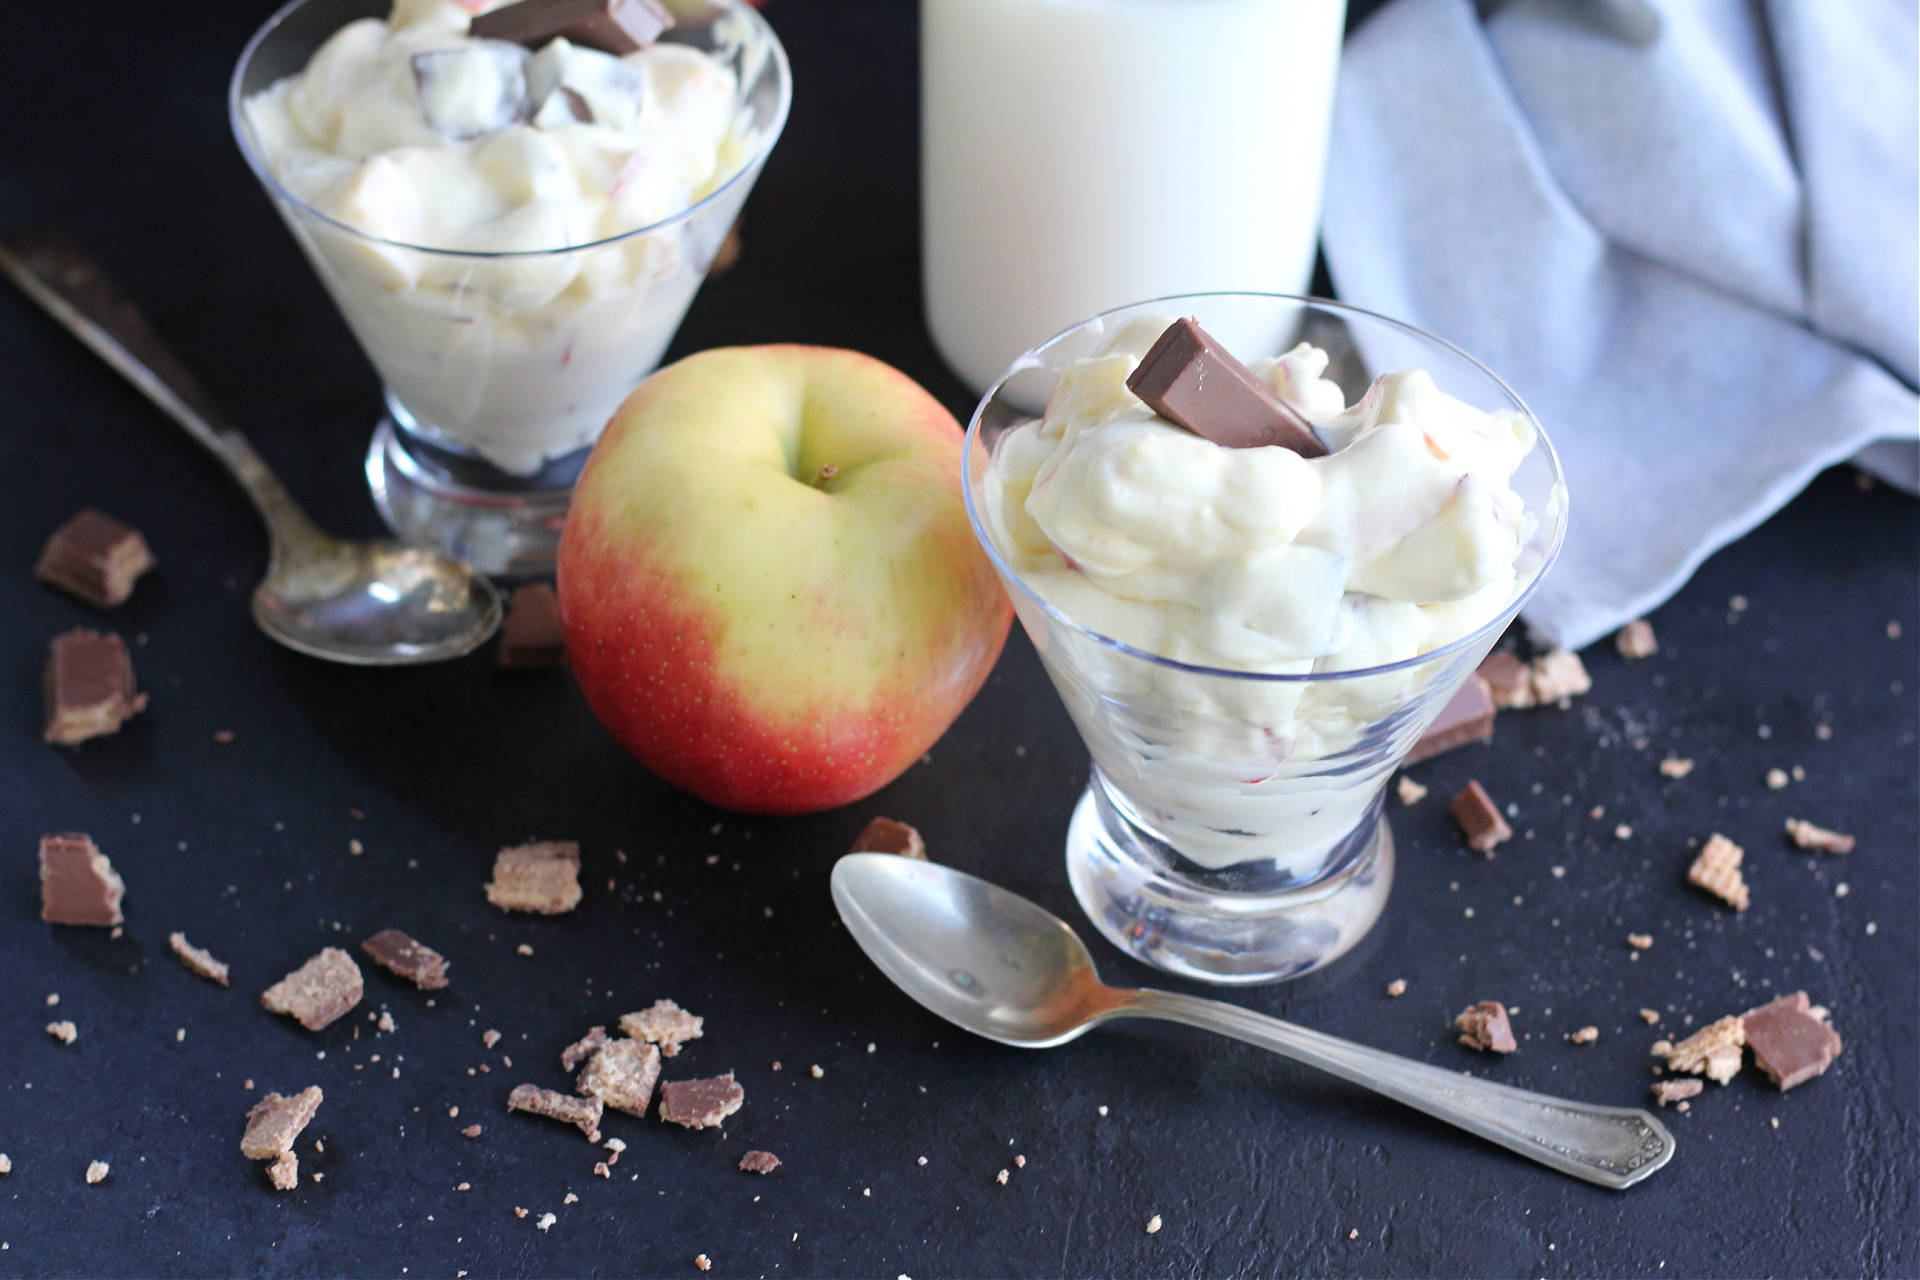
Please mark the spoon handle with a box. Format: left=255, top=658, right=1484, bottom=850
left=0, top=229, right=321, bottom=547
left=1122, top=989, right=1674, bottom=1189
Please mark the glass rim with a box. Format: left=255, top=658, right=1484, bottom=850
left=227, top=0, right=792, bottom=260
left=961, top=291, right=1570, bottom=685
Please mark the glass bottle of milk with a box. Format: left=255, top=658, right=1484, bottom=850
left=922, top=0, right=1347, bottom=393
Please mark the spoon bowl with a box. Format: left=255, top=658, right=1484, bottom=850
left=832, top=852, right=1677, bottom=1190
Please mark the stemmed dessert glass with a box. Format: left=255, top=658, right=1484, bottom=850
left=963, top=294, right=1567, bottom=984
left=230, top=0, right=791, bottom=576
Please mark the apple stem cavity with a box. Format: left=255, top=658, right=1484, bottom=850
left=815, top=463, right=839, bottom=487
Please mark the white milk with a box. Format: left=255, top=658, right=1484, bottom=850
left=922, top=0, right=1347, bottom=393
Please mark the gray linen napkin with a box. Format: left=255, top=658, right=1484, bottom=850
left=1321, top=0, right=1918, bottom=649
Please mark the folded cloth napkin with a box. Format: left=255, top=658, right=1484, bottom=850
left=1322, top=0, right=1918, bottom=649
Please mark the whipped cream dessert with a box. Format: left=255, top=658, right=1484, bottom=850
left=240, top=0, right=776, bottom=474
left=980, top=316, right=1543, bottom=870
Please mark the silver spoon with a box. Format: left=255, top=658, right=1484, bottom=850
left=0, top=229, right=501, bottom=665
left=831, top=853, right=1676, bottom=1189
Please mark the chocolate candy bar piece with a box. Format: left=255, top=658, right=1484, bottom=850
left=1742, top=992, right=1841, bottom=1091
left=850, top=816, right=925, bottom=860
left=576, top=1038, right=661, bottom=1116
left=1454, top=1001, right=1517, bottom=1053
left=361, top=928, right=450, bottom=990
left=508, top=1083, right=604, bottom=1139
left=1404, top=675, right=1495, bottom=765
left=1450, top=780, right=1512, bottom=854
left=739, top=1149, right=780, bottom=1174
left=486, top=840, right=582, bottom=913
left=561, top=1025, right=610, bottom=1071
left=35, top=509, right=154, bottom=608
left=1125, top=318, right=1328, bottom=456
left=497, top=583, right=565, bottom=668
left=658, top=1072, right=744, bottom=1129
left=620, top=998, right=703, bottom=1057
left=39, top=832, right=125, bottom=926
left=261, top=948, right=364, bottom=1031
left=1475, top=651, right=1534, bottom=708
left=44, top=628, right=147, bottom=745
left=471, top=0, right=674, bottom=56
left=241, top=1086, right=324, bottom=1159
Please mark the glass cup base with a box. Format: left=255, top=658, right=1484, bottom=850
left=366, top=417, right=575, bottom=579
left=1065, top=773, right=1394, bottom=985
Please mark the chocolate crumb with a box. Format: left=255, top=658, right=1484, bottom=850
left=35, top=510, right=155, bottom=609
left=1687, top=833, right=1750, bottom=910
left=1147, top=1214, right=1163, bottom=1234
left=1386, top=979, right=1407, bottom=998
left=44, top=629, right=147, bottom=745
left=508, top=1083, right=604, bottom=1140
left=360, top=929, right=450, bottom=989
left=1742, top=992, right=1841, bottom=1090
left=1395, top=776, right=1427, bottom=806
left=560, top=1026, right=609, bottom=1072
left=1455, top=1002, right=1517, bottom=1053
left=1784, top=818, right=1854, bottom=854
left=1627, top=933, right=1653, bottom=951
left=694, top=1256, right=711, bottom=1272
left=267, top=1151, right=299, bottom=1191
left=169, top=932, right=230, bottom=985
left=483, top=1029, right=502, bottom=1049
left=486, top=841, right=582, bottom=914
left=463, top=1124, right=482, bottom=1138
left=739, top=1150, right=780, bottom=1174
left=577, top=1038, right=661, bottom=1117
left=1615, top=619, right=1657, bottom=659
left=1659, top=757, right=1694, bottom=778
left=242, top=1086, right=324, bottom=1159
left=39, top=833, right=125, bottom=926
left=496, top=583, right=565, bottom=669
left=620, top=1000, right=703, bottom=1057
left=262, top=949, right=363, bottom=1031
left=1450, top=781, right=1512, bottom=854
left=1640, top=1009, right=1661, bottom=1025
left=1530, top=649, right=1591, bottom=702
left=1664, top=1016, right=1746, bottom=1084
left=1566, top=1026, right=1599, bottom=1045
left=1650, top=1078, right=1702, bottom=1107
left=658, top=1073, right=743, bottom=1129
left=86, top=1161, right=109, bottom=1185
left=850, top=817, right=925, bottom=860
left=46, top=1021, right=76, bottom=1044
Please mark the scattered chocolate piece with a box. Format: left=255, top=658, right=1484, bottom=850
left=46, top=1020, right=76, bottom=1044
left=1650, top=1078, right=1702, bottom=1107
left=1124, top=318, right=1328, bottom=456
left=1640, top=1008, right=1662, bottom=1025
left=1405, top=676, right=1495, bottom=765
left=1455, top=1002, right=1517, bottom=1053
left=1449, top=781, right=1512, bottom=855
left=85, top=1161, right=109, bottom=1185
left=471, top=0, right=674, bottom=55
left=35, top=510, right=155, bottom=609
left=39, top=833, right=125, bottom=926
left=1742, top=992, right=1841, bottom=1091
left=496, top=583, right=565, bottom=669
left=43, top=629, right=146, bottom=745
left=1566, top=1026, right=1599, bottom=1045
left=360, top=929, right=450, bottom=990
left=694, top=1256, right=711, bottom=1272
left=1766, top=767, right=1789, bottom=790
left=1385, top=979, right=1407, bottom=997
left=1687, top=833, right=1750, bottom=910
left=850, top=816, right=925, bottom=860
left=483, top=1029, right=503, bottom=1049
left=739, top=1149, right=780, bottom=1174
left=486, top=841, right=582, bottom=914
left=508, top=1082, right=603, bottom=1140
left=463, top=1124, right=483, bottom=1138
left=261, top=949, right=364, bottom=1031
left=659, top=1073, right=744, bottom=1129
left=1475, top=651, right=1535, bottom=709
left=169, top=932, right=230, bottom=985
left=241, top=1086, right=324, bottom=1159
left=1615, top=619, right=1658, bottom=659
left=1664, top=1015, right=1745, bottom=1084
left=620, top=999, right=703, bottom=1057
left=1659, top=757, right=1695, bottom=779
left=1394, top=776, right=1427, bottom=806
left=1627, top=933, right=1653, bottom=951
left=560, top=1026, right=610, bottom=1072
left=577, top=1038, right=661, bottom=1117
left=1530, top=649, right=1591, bottom=703
left=1784, top=818, right=1854, bottom=854
left=267, top=1151, right=299, bottom=1191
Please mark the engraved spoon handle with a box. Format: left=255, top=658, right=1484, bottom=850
left=0, top=229, right=321, bottom=548
left=1120, top=988, right=1675, bottom=1189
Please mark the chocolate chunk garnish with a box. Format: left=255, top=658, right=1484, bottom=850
left=508, top=1083, right=604, bottom=1140
left=360, top=929, right=450, bottom=990
left=267, top=1151, right=299, bottom=1191
left=620, top=999, right=703, bottom=1057
left=1404, top=675, right=1495, bottom=764
left=1125, top=318, right=1328, bottom=456
left=261, top=948, right=364, bottom=1031
left=1529, top=648, right=1591, bottom=702
left=1615, top=618, right=1658, bottom=659
left=44, top=628, right=146, bottom=745
left=1687, top=833, right=1749, bottom=910
left=1449, top=780, right=1512, bottom=855
left=241, top=1086, right=324, bottom=1159
left=1783, top=817, right=1854, bottom=854
left=659, top=1073, right=743, bottom=1129
left=39, top=833, right=124, bottom=926
left=577, top=1038, right=661, bottom=1117
left=1649, top=1078, right=1702, bottom=1107
left=850, top=816, right=925, bottom=860
left=497, top=583, right=565, bottom=668
left=1742, top=992, right=1841, bottom=1091
left=561, top=1025, right=611, bottom=1072
left=1455, top=1001, right=1517, bottom=1053
left=1662, top=1015, right=1745, bottom=1084
left=486, top=841, right=582, bottom=914
left=471, top=0, right=674, bottom=56
left=1475, top=651, right=1535, bottom=709
left=411, top=45, right=529, bottom=140
left=739, top=1150, right=780, bottom=1174
left=35, top=509, right=154, bottom=608
left=170, top=932, right=230, bottom=985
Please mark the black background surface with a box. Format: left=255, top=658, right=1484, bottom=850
left=1, top=1, right=1916, bottom=1276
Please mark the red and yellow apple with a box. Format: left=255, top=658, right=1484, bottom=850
left=557, top=345, right=1012, bottom=815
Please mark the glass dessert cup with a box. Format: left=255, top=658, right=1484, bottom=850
left=230, top=0, right=791, bottom=576
left=963, top=294, right=1568, bottom=985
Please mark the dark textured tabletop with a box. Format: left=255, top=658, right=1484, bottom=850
left=2, top=2, right=1916, bottom=1276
